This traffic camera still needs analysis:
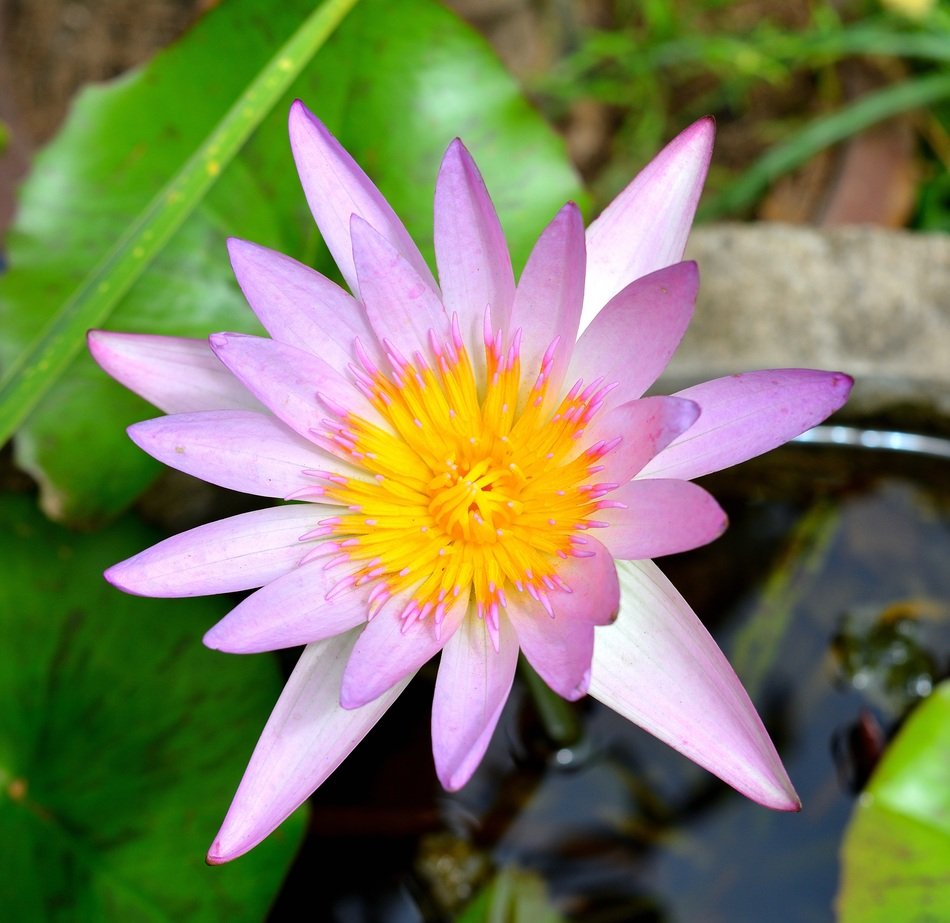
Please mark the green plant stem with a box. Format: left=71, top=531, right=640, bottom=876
left=519, top=657, right=582, bottom=747
left=0, top=0, right=360, bottom=448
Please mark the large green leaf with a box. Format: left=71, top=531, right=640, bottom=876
left=0, top=0, right=583, bottom=526
left=0, top=0, right=360, bottom=462
left=0, top=492, right=305, bottom=919
left=837, top=681, right=950, bottom=922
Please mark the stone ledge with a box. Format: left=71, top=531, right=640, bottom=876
left=664, top=223, right=950, bottom=423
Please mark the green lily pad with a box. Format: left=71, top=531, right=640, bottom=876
left=0, top=492, right=304, bottom=919
left=837, top=681, right=950, bottom=922
left=0, top=0, right=583, bottom=526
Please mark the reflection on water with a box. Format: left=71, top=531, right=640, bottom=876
left=271, top=444, right=950, bottom=923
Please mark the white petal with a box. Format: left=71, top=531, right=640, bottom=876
left=589, top=560, right=800, bottom=810
left=582, top=118, right=713, bottom=330
left=207, top=632, right=411, bottom=863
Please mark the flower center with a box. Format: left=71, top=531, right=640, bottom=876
left=309, top=314, right=619, bottom=641
left=427, top=450, right=520, bottom=541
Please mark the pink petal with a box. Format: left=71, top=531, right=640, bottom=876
left=88, top=330, right=260, bottom=413
left=598, top=479, right=727, bottom=560
left=340, top=590, right=469, bottom=709
left=509, top=202, right=586, bottom=404
left=209, top=332, right=383, bottom=445
left=569, top=262, right=698, bottom=404
left=432, top=612, right=519, bottom=791
left=640, top=370, right=854, bottom=481
left=433, top=139, right=515, bottom=356
left=589, top=560, right=800, bottom=810
left=227, top=238, right=383, bottom=371
left=288, top=101, right=437, bottom=299
left=203, top=559, right=369, bottom=653
left=105, top=505, right=324, bottom=598
left=588, top=396, right=700, bottom=485
left=207, top=632, right=410, bottom=863
left=127, top=410, right=356, bottom=498
left=351, top=216, right=450, bottom=360
left=582, top=118, right=714, bottom=329
left=506, top=539, right=620, bottom=701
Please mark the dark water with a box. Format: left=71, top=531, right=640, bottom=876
left=271, top=443, right=950, bottom=923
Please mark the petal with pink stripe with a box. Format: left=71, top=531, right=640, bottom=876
left=569, top=262, right=698, bottom=405
left=88, top=331, right=260, bottom=413
left=203, top=559, right=370, bottom=654
left=105, top=504, right=325, bottom=598
left=432, top=612, right=518, bottom=791
left=641, top=370, right=854, bottom=481
left=339, top=590, right=469, bottom=709
left=288, top=101, right=437, bottom=299
left=127, top=410, right=359, bottom=498
left=510, top=202, right=586, bottom=405
left=227, top=238, right=383, bottom=370
left=434, top=139, right=515, bottom=357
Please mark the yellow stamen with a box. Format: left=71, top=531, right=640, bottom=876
left=316, top=318, right=616, bottom=626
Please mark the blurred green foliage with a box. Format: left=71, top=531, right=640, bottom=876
left=535, top=0, right=950, bottom=223
left=837, top=681, right=950, bottom=922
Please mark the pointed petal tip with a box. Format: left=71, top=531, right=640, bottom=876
left=716, top=510, right=729, bottom=538
left=87, top=328, right=111, bottom=370
left=201, top=620, right=281, bottom=656
left=86, top=327, right=104, bottom=349
left=86, top=328, right=131, bottom=371
left=687, top=114, right=716, bottom=141
left=225, top=235, right=251, bottom=259
left=207, top=332, right=245, bottom=356
left=288, top=97, right=316, bottom=127
left=103, top=562, right=137, bottom=596
left=338, top=685, right=366, bottom=710
left=680, top=395, right=701, bottom=426
left=433, top=721, right=485, bottom=793
left=831, top=371, right=855, bottom=405
left=754, top=779, right=802, bottom=813
left=653, top=115, right=716, bottom=175
left=437, top=763, right=473, bottom=793
left=202, top=624, right=225, bottom=651
left=287, top=101, right=337, bottom=170
left=569, top=668, right=592, bottom=701
left=206, top=836, right=245, bottom=865
left=443, top=136, right=471, bottom=163
left=670, top=116, right=716, bottom=162
left=554, top=199, right=584, bottom=227
left=103, top=557, right=173, bottom=599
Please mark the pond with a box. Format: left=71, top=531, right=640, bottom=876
left=269, top=434, right=950, bottom=922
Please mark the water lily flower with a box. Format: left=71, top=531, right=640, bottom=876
left=90, top=101, right=852, bottom=864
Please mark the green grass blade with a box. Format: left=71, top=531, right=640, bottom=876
left=0, top=0, right=360, bottom=447
left=699, top=72, right=950, bottom=221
